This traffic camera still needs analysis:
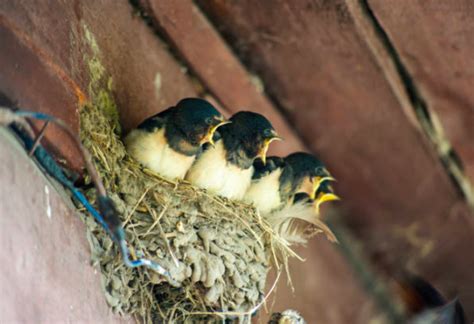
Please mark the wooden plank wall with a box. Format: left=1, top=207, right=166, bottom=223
left=1, top=0, right=473, bottom=323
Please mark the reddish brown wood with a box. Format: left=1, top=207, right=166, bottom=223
left=0, top=129, right=131, bottom=323
left=198, top=0, right=474, bottom=320
left=0, top=0, right=200, bottom=141
left=369, top=0, right=474, bottom=182
left=0, top=17, right=83, bottom=171
left=265, top=238, right=380, bottom=323
left=78, top=0, right=200, bottom=132
left=138, top=0, right=305, bottom=156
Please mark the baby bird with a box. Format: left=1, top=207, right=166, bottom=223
left=244, top=152, right=335, bottom=215
left=124, top=98, right=227, bottom=180
left=285, top=152, right=335, bottom=200
left=244, top=156, right=295, bottom=215
left=185, top=111, right=280, bottom=200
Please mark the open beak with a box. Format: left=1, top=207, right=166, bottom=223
left=201, top=120, right=231, bottom=146
left=314, top=193, right=340, bottom=215
left=258, top=135, right=283, bottom=165
left=310, top=176, right=336, bottom=200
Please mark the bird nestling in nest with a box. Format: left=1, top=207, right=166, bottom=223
left=245, top=152, right=340, bottom=244
left=125, top=98, right=338, bottom=245
left=186, top=111, right=281, bottom=200
left=124, top=98, right=228, bottom=180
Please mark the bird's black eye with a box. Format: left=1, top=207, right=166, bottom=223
left=315, top=167, right=329, bottom=177
left=263, top=128, right=273, bottom=137
left=205, top=117, right=214, bottom=125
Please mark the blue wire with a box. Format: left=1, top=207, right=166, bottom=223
left=10, top=114, right=176, bottom=284
left=72, top=189, right=110, bottom=234
left=15, top=111, right=52, bottom=120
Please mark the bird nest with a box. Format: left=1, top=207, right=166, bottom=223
left=78, top=101, right=298, bottom=322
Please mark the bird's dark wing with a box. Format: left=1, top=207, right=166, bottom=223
left=137, top=106, right=176, bottom=132
left=252, top=156, right=285, bottom=179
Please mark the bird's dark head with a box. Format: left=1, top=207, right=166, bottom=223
left=219, top=111, right=281, bottom=168
left=170, top=98, right=228, bottom=148
left=285, top=152, right=335, bottom=199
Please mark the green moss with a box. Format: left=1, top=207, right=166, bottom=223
left=82, top=24, right=121, bottom=134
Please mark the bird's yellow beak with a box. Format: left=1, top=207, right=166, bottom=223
left=314, top=193, right=340, bottom=215
left=201, top=120, right=231, bottom=146
left=310, top=176, right=336, bottom=200
left=258, top=134, right=283, bottom=165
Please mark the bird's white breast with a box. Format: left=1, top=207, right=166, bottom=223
left=124, top=128, right=195, bottom=180
left=244, top=168, right=283, bottom=215
left=185, top=141, right=253, bottom=200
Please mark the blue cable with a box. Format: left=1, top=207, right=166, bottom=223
left=9, top=114, right=175, bottom=284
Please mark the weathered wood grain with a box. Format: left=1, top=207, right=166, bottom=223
left=0, top=18, right=83, bottom=170
left=368, top=0, right=474, bottom=183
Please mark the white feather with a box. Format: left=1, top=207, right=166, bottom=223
left=185, top=141, right=253, bottom=200
left=244, top=168, right=283, bottom=214
left=124, top=128, right=195, bottom=180
left=266, top=200, right=337, bottom=244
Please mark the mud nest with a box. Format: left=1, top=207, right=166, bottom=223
left=78, top=101, right=299, bottom=322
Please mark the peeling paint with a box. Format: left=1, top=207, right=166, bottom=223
left=44, top=185, right=52, bottom=219
left=154, top=72, right=162, bottom=99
